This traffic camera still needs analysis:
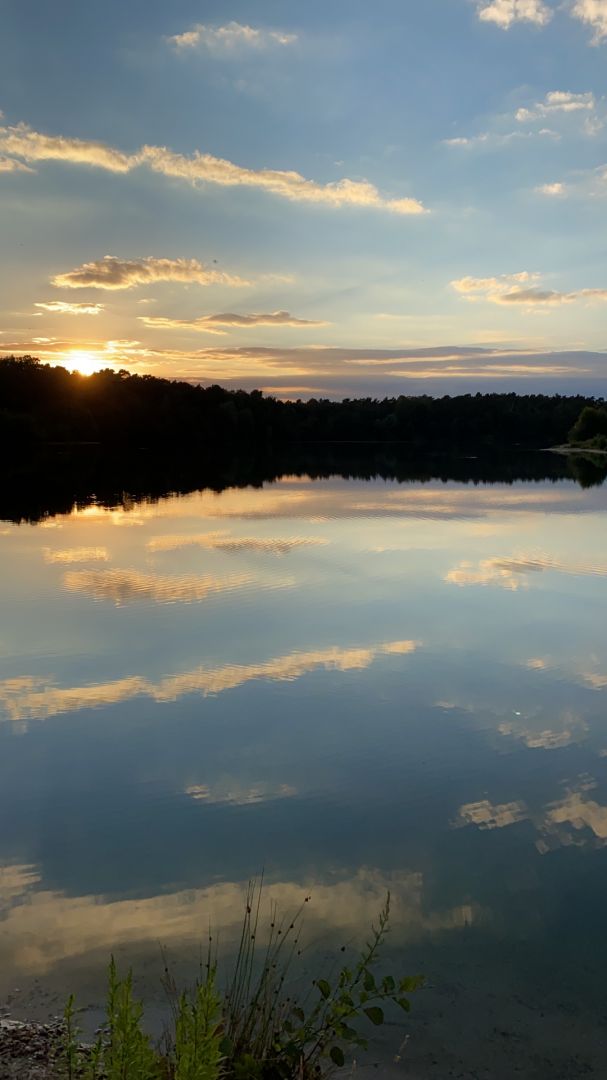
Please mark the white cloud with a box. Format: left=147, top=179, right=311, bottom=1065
left=476, top=0, right=553, bottom=28
left=52, top=255, right=249, bottom=291
left=452, top=271, right=607, bottom=307
left=570, top=0, right=607, bottom=42
left=0, top=120, right=427, bottom=216
left=443, top=128, right=559, bottom=148
left=535, top=182, right=566, bottom=195
left=35, top=301, right=105, bottom=315
left=139, top=310, right=327, bottom=334
left=170, top=21, right=296, bottom=50
left=516, top=90, right=596, bottom=121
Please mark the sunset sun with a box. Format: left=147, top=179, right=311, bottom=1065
left=64, top=350, right=102, bottom=376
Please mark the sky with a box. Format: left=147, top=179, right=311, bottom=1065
left=1, top=0, right=607, bottom=398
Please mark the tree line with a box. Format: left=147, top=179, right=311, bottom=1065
left=0, top=355, right=603, bottom=450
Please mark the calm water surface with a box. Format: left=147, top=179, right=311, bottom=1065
left=1, top=464, right=607, bottom=1072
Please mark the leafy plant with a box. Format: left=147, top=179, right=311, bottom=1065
left=174, top=970, right=224, bottom=1080
left=103, top=957, right=162, bottom=1080
left=60, top=888, right=422, bottom=1079
left=61, top=994, right=80, bottom=1080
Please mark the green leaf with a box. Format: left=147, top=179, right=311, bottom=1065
left=341, top=1024, right=359, bottom=1042
left=364, top=1006, right=384, bottom=1026
left=382, top=975, right=395, bottom=993
left=330, top=1046, right=345, bottom=1067
left=397, top=997, right=411, bottom=1013
left=317, top=979, right=331, bottom=1000
left=363, top=970, right=375, bottom=993
left=399, top=975, right=424, bottom=993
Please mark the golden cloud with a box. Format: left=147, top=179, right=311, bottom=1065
left=452, top=271, right=607, bottom=307
left=139, top=311, right=328, bottom=334
left=52, top=255, right=249, bottom=291
left=34, top=301, right=105, bottom=315
left=0, top=120, right=427, bottom=215
left=0, top=154, right=35, bottom=173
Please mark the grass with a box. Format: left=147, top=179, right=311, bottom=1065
left=58, top=883, right=423, bottom=1079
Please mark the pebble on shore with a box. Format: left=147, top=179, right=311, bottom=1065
left=0, top=1017, right=64, bottom=1080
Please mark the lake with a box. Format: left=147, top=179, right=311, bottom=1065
left=1, top=452, right=607, bottom=1077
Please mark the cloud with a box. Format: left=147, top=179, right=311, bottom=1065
left=0, top=154, right=34, bottom=173
left=34, top=301, right=105, bottom=315
left=476, top=0, right=553, bottom=28
left=52, top=255, right=249, bottom=291
left=516, top=90, right=596, bottom=121
left=476, top=0, right=607, bottom=41
left=0, top=120, right=427, bottom=216
left=136, top=144, right=427, bottom=214
left=443, top=128, right=559, bottom=148
left=170, top=21, right=297, bottom=50
left=139, top=311, right=328, bottom=334
left=0, top=122, right=132, bottom=172
left=535, top=182, right=565, bottom=195
left=570, top=0, right=607, bottom=43
left=452, top=271, right=607, bottom=307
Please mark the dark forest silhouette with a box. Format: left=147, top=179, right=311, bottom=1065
left=0, top=356, right=602, bottom=451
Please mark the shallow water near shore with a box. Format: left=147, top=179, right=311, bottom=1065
left=1, top=455, right=607, bottom=1075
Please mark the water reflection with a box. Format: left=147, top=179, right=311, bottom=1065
left=63, top=568, right=261, bottom=605
left=0, top=639, right=420, bottom=724
left=446, top=552, right=607, bottom=589
left=0, top=455, right=607, bottom=1070
left=0, top=866, right=479, bottom=979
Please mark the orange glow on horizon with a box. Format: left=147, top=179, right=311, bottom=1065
left=61, top=349, right=104, bottom=376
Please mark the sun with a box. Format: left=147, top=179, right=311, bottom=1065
left=64, top=349, right=103, bottom=376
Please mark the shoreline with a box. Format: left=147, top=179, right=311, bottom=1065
left=548, top=443, right=607, bottom=456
